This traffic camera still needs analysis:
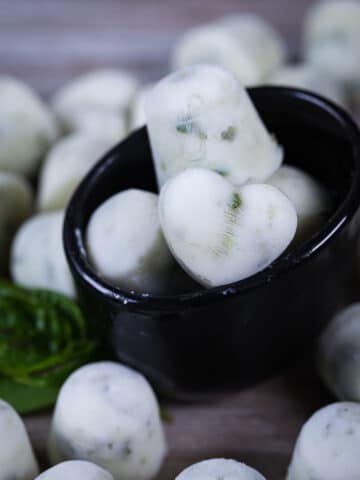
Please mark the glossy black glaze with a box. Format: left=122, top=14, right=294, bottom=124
left=64, top=87, right=360, bottom=399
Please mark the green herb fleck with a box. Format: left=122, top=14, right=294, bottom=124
left=213, top=169, right=228, bottom=177
left=176, top=118, right=207, bottom=140
left=198, top=129, right=208, bottom=140
left=231, top=193, right=241, bottom=210
left=123, top=443, right=132, bottom=457
left=176, top=123, right=191, bottom=134
left=221, top=126, right=237, bottom=141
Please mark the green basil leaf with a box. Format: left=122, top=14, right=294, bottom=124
left=0, top=280, right=97, bottom=389
left=0, top=377, right=59, bottom=414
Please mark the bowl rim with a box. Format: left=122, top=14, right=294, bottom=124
left=64, top=86, right=360, bottom=312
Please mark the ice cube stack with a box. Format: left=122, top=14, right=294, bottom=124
left=86, top=63, right=331, bottom=292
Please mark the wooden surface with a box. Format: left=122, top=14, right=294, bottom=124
left=25, top=360, right=332, bottom=480
left=0, top=0, right=316, bottom=97
left=2, top=1, right=336, bottom=479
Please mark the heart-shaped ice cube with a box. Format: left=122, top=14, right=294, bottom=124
left=159, top=168, right=297, bottom=287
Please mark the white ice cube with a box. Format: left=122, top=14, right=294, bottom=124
left=0, top=76, right=57, bottom=176
left=303, top=0, right=360, bottom=83
left=35, top=460, right=113, bottom=480
left=11, top=210, right=75, bottom=297
left=52, top=69, right=139, bottom=139
left=318, top=304, right=360, bottom=401
left=0, top=399, right=39, bottom=480
left=159, top=168, right=297, bottom=287
left=268, top=63, right=346, bottom=106
left=287, top=402, right=360, bottom=480
left=145, top=64, right=283, bottom=187
left=267, top=165, right=330, bottom=242
left=173, top=14, right=286, bottom=85
left=37, top=132, right=114, bottom=211
left=0, top=171, right=33, bottom=273
left=86, top=189, right=180, bottom=294
left=176, top=458, right=266, bottom=480
left=48, top=362, right=167, bottom=480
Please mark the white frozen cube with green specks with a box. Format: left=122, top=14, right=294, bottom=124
left=159, top=168, right=297, bottom=287
left=318, top=304, right=360, bottom=401
left=35, top=461, right=113, bottom=480
left=61, top=107, right=127, bottom=144
left=37, top=132, right=114, bottom=211
left=268, top=63, right=346, bottom=106
left=172, top=14, right=286, bottom=85
left=11, top=210, right=75, bottom=297
left=52, top=69, right=138, bottom=139
left=48, top=362, right=167, bottom=480
left=267, top=165, right=330, bottom=242
left=287, top=402, right=360, bottom=480
left=145, top=65, right=283, bottom=187
left=86, top=189, right=184, bottom=294
left=303, top=0, right=360, bottom=83
left=0, top=76, right=57, bottom=176
left=0, top=171, right=33, bottom=273
left=176, top=459, right=266, bottom=480
left=0, top=399, right=39, bottom=480
left=217, top=14, right=286, bottom=82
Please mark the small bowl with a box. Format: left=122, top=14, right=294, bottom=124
left=64, top=87, right=360, bottom=399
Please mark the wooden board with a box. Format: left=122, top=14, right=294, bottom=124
left=0, top=0, right=315, bottom=97
left=1, top=0, right=339, bottom=478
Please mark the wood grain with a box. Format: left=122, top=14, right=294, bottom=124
left=0, top=0, right=315, bottom=97
left=24, top=358, right=332, bottom=480
left=3, top=1, right=336, bottom=479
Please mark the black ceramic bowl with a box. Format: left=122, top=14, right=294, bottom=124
left=64, top=87, right=360, bottom=399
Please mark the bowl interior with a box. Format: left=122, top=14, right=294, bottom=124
left=65, top=87, right=360, bottom=307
